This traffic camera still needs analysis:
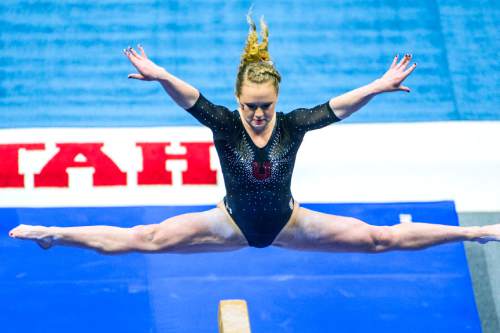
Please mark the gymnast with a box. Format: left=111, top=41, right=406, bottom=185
left=9, top=15, right=500, bottom=253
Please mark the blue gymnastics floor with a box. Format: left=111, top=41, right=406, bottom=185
left=0, top=201, right=481, bottom=332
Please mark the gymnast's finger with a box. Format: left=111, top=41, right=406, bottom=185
left=397, top=53, right=412, bottom=70
left=123, top=48, right=142, bottom=72
left=128, top=46, right=142, bottom=60
left=390, top=54, right=398, bottom=69
left=137, top=44, right=148, bottom=58
left=128, top=73, right=146, bottom=80
left=123, top=48, right=136, bottom=63
left=402, top=63, right=417, bottom=79
left=398, top=85, right=411, bottom=93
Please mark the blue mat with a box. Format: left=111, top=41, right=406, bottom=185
left=0, top=201, right=480, bottom=332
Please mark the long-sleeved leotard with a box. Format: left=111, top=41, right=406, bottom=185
left=186, top=93, right=341, bottom=247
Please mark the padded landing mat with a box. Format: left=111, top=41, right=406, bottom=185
left=0, top=201, right=480, bottom=332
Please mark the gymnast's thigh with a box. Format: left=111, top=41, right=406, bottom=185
left=271, top=205, right=372, bottom=252
left=148, top=202, right=249, bottom=253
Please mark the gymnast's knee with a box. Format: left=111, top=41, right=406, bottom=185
left=91, top=225, right=159, bottom=254
left=130, top=224, right=165, bottom=251
left=368, top=225, right=399, bottom=252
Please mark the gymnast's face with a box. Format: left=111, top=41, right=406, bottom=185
left=237, top=80, right=278, bottom=133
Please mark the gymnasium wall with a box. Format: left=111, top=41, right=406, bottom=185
left=1, top=0, right=499, bottom=127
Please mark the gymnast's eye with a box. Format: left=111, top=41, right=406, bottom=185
left=260, top=103, right=272, bottom=110
left=243, top=103, right=258, bottom=111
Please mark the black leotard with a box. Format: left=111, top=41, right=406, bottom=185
left=186, top=93, right=341, bottom=247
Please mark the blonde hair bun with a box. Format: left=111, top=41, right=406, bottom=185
left=240, top=13, right=271, bottom=65
left=235, top=11, right=281, bottom=96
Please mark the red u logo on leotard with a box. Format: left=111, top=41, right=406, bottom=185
left=252, top=161, right=271, bottom=180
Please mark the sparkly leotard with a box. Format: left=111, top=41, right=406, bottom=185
left=186, top=93, right=341, bottom=247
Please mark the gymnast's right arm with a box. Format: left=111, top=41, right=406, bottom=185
left=123, top=45, right=199, bottom=109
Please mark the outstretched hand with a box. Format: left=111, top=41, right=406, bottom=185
left=123, top=44, right=166, bottom=81
left=375, top=54, right=417, bottom=93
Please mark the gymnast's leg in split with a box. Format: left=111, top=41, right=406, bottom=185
left=271, top=204, right=500, bottom=252
left=9, top=201, right=248, bottom=254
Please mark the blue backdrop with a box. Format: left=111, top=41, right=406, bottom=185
left=1, top=0, right=499, bottom=127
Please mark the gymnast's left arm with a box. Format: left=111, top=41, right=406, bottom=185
left=329, top=54, right=417, bottom=120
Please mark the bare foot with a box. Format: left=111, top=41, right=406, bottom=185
left=9, top=224, right=54, bottom=249
left=474, top=224, right=500, bottom=244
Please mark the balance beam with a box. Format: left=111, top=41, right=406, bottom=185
left=218, top=299, right=252, bottom=333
